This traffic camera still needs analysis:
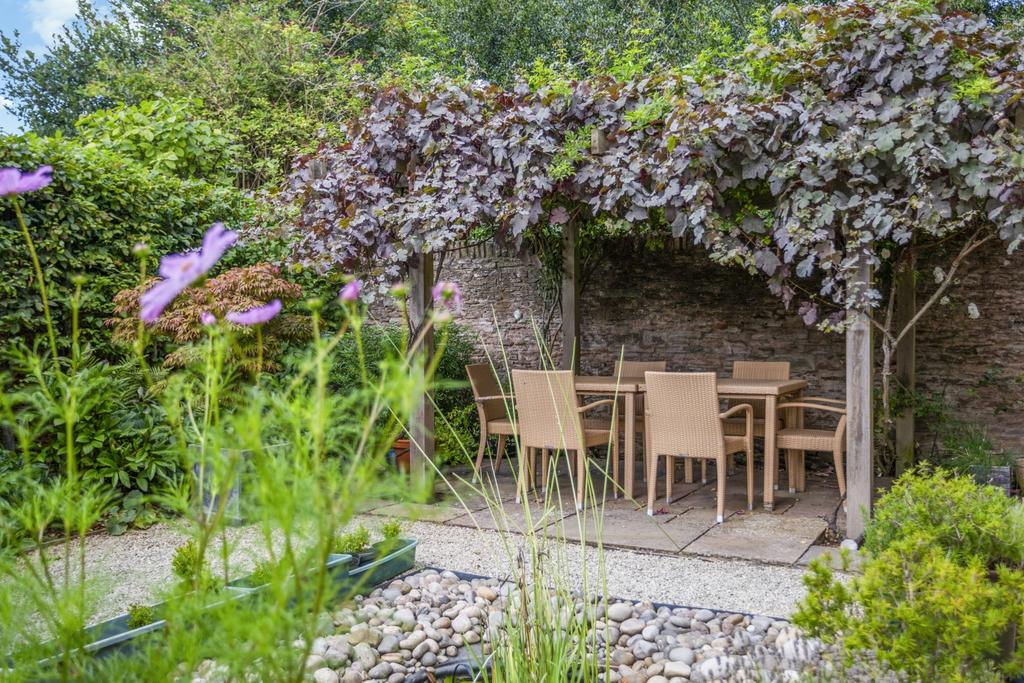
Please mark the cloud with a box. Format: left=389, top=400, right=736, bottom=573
left=26, top=0, right=79, bottom=44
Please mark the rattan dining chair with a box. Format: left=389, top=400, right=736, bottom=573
left=774, top=397, right=847, bottom=498
left=511, top=370, right=619, bottom=509
left=721, top=361, right=791, bottom=438
left=643, top=372, right=754, bottom=522
left=466, top=363, right=515, bottom=476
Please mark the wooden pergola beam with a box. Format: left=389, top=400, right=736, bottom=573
left=560, top=220, right=580, bottom=371
left=408, top=251, right=435, bottom=487
left=894, top=253, right=916, bottom=473
left=846, top=256, right=874, bottom=540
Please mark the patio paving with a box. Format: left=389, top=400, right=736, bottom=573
left=378, top=459, right=853, bottom=566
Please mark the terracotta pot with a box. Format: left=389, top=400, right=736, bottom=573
left=392, top=439, right=411, bottom=473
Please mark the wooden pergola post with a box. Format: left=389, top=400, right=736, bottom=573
left=408, top=251, right=435, bottom=487
left=894, top=253, right=916, bottom=473
left=846, top=255, right=874, bottom=540
left=560, top=220, right=580, bottom=371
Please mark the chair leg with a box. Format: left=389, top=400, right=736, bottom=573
left=516, top=446, right=528, bottom=504
left=745, top=448, right=754, bottom=511
left=611, top=429, right=619, bottom=500
left=715, top=456, right=726, bottom=524
left=786, top=450, right=796, bottom=493
left=541, top=448, right=550, bottom=490
left=576, top=449, right=586, bottom=510
left=646, top=452, right=659, bottom=516
left=701, top=459, right=708, bottom=485
left=494, top=435, right=506, bottom=474
left=684, top=458, right=693, bottom=484
left=475, top=430, right=488, bottom=474
left=665, top=455, right=674, bottom=504
left=834, top=448, right=847, bottom=498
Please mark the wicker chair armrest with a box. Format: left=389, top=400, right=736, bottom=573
left=798, top=396, right=846, bottom=405
left=474, top=394, right=512, bottom=403
left=578, top=399, right=616, bottom=414
left=719, top=403, right=753, bottom=420
left=777, top=401, right=846, bottom=415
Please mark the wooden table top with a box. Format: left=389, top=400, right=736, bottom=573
left=574, top=375, right=808, bottom=396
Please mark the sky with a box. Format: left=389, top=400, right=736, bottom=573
left=0, top=0, right=103, bottom=133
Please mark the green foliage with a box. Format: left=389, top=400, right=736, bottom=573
left=91, top=0, right=368, bottom=188
left=1, top=350, right=179, bottom=503
left=864, top=467, right=1024, bottom=566
left=795, top=468, right=1024, bottom=681
left=105, top=490, right=162, bottom=536
left=334, top=524, right=371, bottom=555
left=248, top=560, right=275, bottom=587
left=171, top=540, right=202, bottom=582
left=75, top=99, right=239, bottom=182
left=380, top=519, right=403, bottom=540
left=435, top=403, right=478, bottom=467
left=126, top=603, right=156, bottom=629
left=624, top=95, right=673, bottom=130
left=794, top=536, right=1023, bottom=681
left=548, top=126, right=593, bottom=182
left=0, top=131, right=252, bottom=362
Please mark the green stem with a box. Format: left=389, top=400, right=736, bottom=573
left=13, top=199, right=59, bottom=363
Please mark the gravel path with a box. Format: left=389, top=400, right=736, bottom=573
left=407, top=520, right=812, bottom=618
left=21, top=515, right=815, bottom=626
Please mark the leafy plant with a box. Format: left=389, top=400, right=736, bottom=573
left=380, top=519, right=402, bottom=540
left=794, top=535, right=1024, bottom=681
left=126, top=603, right=156, bottom=629
left=110, top=264, right=309, bottom=374
left=75, top=98, right=239, bottom=182
left=104, top=490, right=161, bottom=536
left=248, top=560, right=275, bottom=587
left=334, top=525, right=371, bottom=555
left=863, top=466, right=1024, bottom=566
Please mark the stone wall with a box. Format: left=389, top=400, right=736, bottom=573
left=375, top=240, right=1024, bottom=453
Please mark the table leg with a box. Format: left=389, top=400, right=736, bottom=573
left=625, top=392, right=636, bottom=499
left=764, top=395, right=777, bottom=511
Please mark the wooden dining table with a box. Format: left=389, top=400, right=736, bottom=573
left=574, top=375, right=808, bottom=510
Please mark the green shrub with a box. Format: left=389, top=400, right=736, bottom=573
left=334, top=525, right=370, bottom=555
left=794, top=535, right=1023, bottom=682
left=1, top=350, right=179, bottom=502
left=126, top=603, right=156, bottom=629
left=248, top=560, right=275, bottom=587
left=171, top=540, right=202, bottom=582
left=380, top=519, right=402, bottom=540
left=435, top=403, right=478, bottom=467
left=75, top=98, right=239, bottom=182
left=864, top=466, right=1024, bottom=566
left=0, top=130, right=252, bottom=363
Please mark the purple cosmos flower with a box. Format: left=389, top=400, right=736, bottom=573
left=0, top=166, right=53, bottom=196
left=339, top=279, right=362, bottom=302
left=431, top=281, right=463, bottom=315
left=226, top=299, right=282, bottom=326
left=139, top=222, right=238, bottom=322
left=200, top=311, right=216, bottom=326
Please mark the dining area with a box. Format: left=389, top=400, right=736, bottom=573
left=467, top=360, right=849, bottom=526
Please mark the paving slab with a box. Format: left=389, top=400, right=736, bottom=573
left=552, top=502, right=725, bottom=553
left=444, top=496, right=576, bottom=534
left=370, top=500, right=485, bottom=523
left=682, top=512, right=827, bottom=564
